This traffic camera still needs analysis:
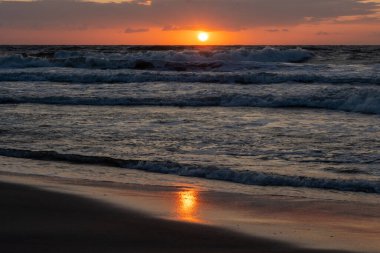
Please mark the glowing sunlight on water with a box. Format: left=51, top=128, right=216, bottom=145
left=176, top=189, right=200, bottom=222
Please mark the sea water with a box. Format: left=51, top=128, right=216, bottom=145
left=0, top=46, right=379, bottom=198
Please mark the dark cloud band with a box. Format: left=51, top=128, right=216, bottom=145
left=0, top=0, right=378, bottom=31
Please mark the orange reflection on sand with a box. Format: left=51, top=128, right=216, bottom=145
left=176, top=189, right=199, bottom=222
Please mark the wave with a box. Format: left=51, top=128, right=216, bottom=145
left=0, top=47, right=314, bottom=70
left=0, top=69, right=379, bottom=85
left=0, top=55, right=52, bottom=68
left=0, top=148, right=378, bottom=194
left=1, top=90, right=379, bottom=114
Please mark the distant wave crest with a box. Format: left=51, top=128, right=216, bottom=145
left=0, top=47, right=314, bottom=70
left=1, top=85, right=379, bottom=114
left=0, top=69, right=379, bottom=85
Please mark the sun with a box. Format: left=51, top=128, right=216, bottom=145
left=197, top=32, right=209, bottom=42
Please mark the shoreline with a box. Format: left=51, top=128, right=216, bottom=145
left=0, top=181, right=279, bottom=253
left=0, top=178, right=357, bottom=253
left=1, top=171, right=379, bottom=253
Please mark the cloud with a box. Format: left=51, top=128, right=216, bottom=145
left=125, top=27, right=149, bottom=33
left=161, top=25, right=184, bottom=31
left=161, top=24, right=198, bottom=31
left=316, top=31, right=342, bottom=36
left=265, top=28, right=289, bottom=32
left=333, top=15, right=380, bottom=24
left=316, top=32, right=330, bottom=36
left=162, top=25, right=184, bottom=31
left=0, top=0, right=379, bottom=31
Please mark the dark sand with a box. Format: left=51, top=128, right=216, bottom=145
left=0, top=182, right=353, bottom=253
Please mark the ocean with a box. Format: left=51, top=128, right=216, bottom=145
left=0, top=45, right=379, bottom=198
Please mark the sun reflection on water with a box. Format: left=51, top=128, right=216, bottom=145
left=176, top=189, right=199, bottom=222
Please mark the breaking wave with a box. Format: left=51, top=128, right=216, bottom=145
left=0, top=47, right=314, bottom=70
left=1, top=87, right=379, bottom=114
left=0, top=148, right=378, bottom=194
left=0, top=69, right=379, bottom=85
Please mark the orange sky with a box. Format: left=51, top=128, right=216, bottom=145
left=0, top=0, right=379, bottom=45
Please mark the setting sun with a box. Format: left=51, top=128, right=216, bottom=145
left=197, top=32, right=209, bottom=42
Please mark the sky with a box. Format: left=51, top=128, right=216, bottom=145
left=0, top=0, right=379, bottom=45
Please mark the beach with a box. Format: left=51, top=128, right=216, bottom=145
left=1, top=164, right=380, bottom=253
left=3, top=181, right=279, bottom=253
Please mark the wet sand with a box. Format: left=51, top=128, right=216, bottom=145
left=0, top=179, right=357, bottom=253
